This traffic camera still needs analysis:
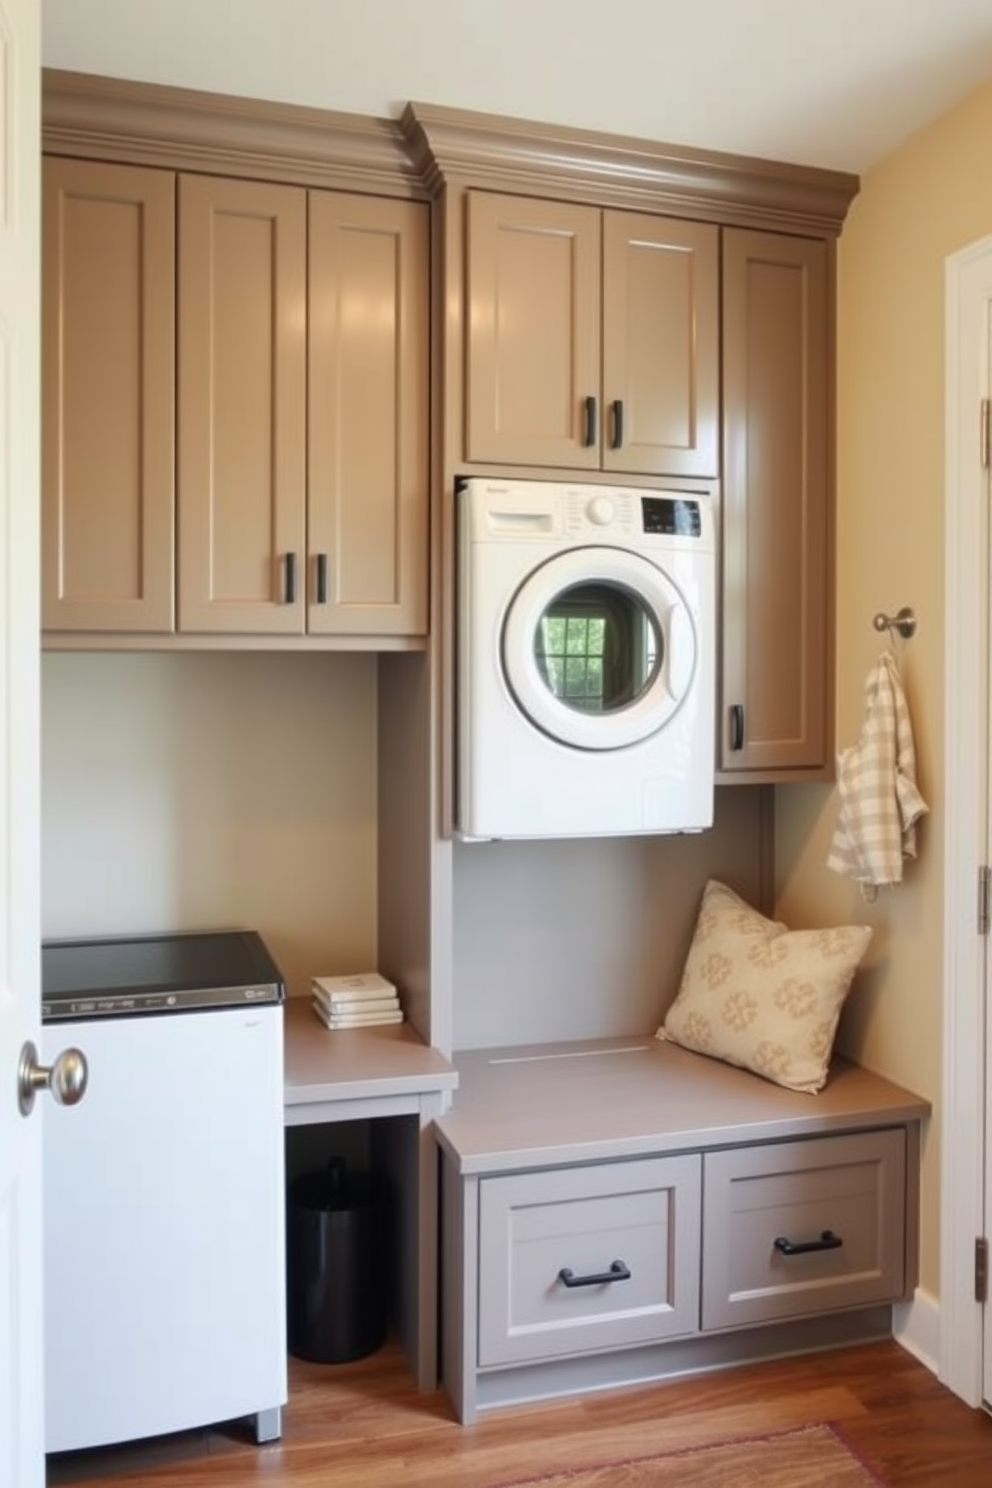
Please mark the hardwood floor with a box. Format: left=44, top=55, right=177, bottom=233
left=46, top=1338, right=992, bottom=1488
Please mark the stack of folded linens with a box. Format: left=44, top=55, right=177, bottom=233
left=310, top=972, right=403, bottom=1029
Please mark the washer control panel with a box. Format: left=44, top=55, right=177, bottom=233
left=642, top=495, right=702, bottom=537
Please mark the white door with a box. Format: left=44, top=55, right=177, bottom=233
left=940, top=234, right=992, bottom=1408
left=0, top=0, right=43, bottom=1483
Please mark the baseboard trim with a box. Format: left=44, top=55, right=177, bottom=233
left=893, top=1289, right=940, bottom=1376
left=471, top=1307, right=895, bottom=1418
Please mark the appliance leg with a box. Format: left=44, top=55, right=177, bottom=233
left=254, top=1406, right=282, bottom=1444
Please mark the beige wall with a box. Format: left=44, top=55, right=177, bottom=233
left=776, top=74, right=992, bottom=1301
left=42, top=651, right=379, bottom=998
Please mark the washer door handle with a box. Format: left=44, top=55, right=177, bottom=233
left=667, top=604, right=694, bottom=700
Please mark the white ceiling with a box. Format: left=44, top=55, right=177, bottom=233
left=42, top=0, right=992, bottom=175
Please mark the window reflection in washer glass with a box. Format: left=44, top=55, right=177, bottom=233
left=534, top=582, right=661, bottom=713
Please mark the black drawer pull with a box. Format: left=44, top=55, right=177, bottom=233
left=316, top=552, right=328, bottom=605
left=729, top=703, right=745, bottom=752
left=583, top=394, right=598, bottom=448
left=284, top=551, right=297, bottom=606
left=557, top=1259, right=631, bottom=1289
left=773, top=1229, right=843, bottom=1257
left=611, top=398, right=624, bottom=450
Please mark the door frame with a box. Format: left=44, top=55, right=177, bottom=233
left=941, top=230, right=992, bottom=1406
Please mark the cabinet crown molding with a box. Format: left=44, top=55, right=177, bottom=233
left=42, top=69, right=424, bottom=198
left=402, top=101, right=859, bottom=235
left=42, top=71, right=859, bottom=234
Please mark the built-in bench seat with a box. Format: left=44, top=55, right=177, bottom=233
left=434, top=1035, right=929, bottom=1422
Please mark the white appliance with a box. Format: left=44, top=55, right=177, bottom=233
left=456, top=477, right=716, bottom=840
left=41, top=931, right=287, bottom=1453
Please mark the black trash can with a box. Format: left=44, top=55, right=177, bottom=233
left=286, top=1158, right=387, bottom=1364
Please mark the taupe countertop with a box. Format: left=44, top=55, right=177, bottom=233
left=283, top=995, right=458, bottom=1119
left=433, top=1034, right=931, bottom=1175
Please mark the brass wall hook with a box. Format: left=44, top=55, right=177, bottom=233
left=872, top=606, right=917, bottom=640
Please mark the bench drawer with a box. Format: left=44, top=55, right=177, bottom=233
left=477, top=1154, right=700, bottom=1367
left=701, top=1129, right=906, bottom=1330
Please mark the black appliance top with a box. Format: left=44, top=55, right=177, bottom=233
left=41, top=929, right=285, bottom=1022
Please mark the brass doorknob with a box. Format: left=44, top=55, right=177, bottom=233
left=18, top=1040, right=88, bottom=1116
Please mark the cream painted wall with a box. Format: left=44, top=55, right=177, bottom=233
left=42, top=651, right=378, bottom=999
left=41, top=0, right=992, bottom=174
left=776, top=75, right=992, bottom=1301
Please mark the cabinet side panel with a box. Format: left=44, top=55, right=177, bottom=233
left=441, top=1165, right=478, bottom=1423
left=42, top=158, right=175, bottom=633
left=378, top=651, right=433, bottom=1046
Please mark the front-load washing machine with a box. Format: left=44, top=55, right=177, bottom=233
left=456, top=477, right=716, bottom=840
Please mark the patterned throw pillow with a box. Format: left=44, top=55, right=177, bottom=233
left=657, top=879, right=872, bottom=1093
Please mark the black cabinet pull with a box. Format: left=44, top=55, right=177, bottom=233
left=611, top=398, right=624, bottom=450
left=557, top=1259, right=631, bottom=1289
left=583, top=395, right=598, bottom=448
left=773, top=1229, right=843, bottom=1257
left=316, top=552, right=328, bottom=605
left=729, top=704, right=745, bottom=752
left=284, top=551, right=297, bottom=606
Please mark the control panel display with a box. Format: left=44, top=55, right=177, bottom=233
left=641, top=496, right=701, bottom=537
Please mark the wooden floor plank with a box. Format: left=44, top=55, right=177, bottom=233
left=46, top=1339, right=992, bottom=1488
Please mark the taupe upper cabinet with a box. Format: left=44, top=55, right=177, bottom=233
left=465, top=191, right=719, bottom=477
left=720, top=228, right=830, bottom=775
left=43, top=157, right=429, bottom=644
left=42, top=157, right=176, bottom=633
left=179, top=175, right=428, bottom=638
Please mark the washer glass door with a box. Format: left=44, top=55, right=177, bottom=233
left=502, top=547, right=697, bottom=750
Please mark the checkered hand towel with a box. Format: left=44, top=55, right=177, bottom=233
left=827, top=652, right=928, bottom=888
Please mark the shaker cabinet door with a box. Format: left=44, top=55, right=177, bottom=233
left=464, top=191, right=718, bottom=480
left=177, top=174, right=307, bottom=635
left=42, top=158, right=176, bottom=633
left=720, top=228, right=830, bottom=774
left=465, top=191, right=601, bottom=469
left=478, top=1155, right=701, bottom=1366
left=308, top=193, right=429, bottom=637
left=701, top=1130, right=906, bottom=1330
left=601, top=212, right=719, bottom=478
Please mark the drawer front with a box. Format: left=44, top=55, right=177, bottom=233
left=478, top=1155, right=701, bottom=1368
left=701, top=1128, right=906, bottom=1331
